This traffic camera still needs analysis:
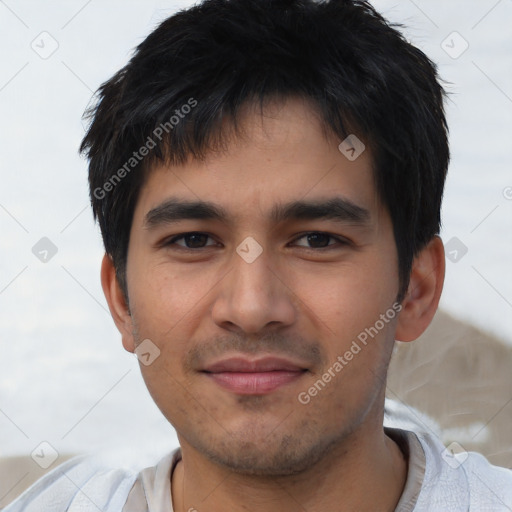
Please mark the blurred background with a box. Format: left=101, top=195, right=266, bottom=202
left=0, top=0, right=511, bottom=503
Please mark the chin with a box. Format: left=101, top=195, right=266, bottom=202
left=190, top=427, right=342, bottom=477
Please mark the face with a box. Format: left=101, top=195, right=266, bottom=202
left=123, top=98, right=401, bottom=476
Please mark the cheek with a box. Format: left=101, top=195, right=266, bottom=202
left=299, top=266, right=385, bottom=331
left=129, top=261, right=203, bottom=335
left=298, top=262, right=398, bottom=366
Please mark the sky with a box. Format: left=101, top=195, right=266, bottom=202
left=0, top=0, right=511, bottom=460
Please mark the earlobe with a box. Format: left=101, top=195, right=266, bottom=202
left=395, top=236, right=445, bottom=342
left=100, top=253, right=136, bottom=353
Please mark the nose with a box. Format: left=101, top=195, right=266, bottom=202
left=211, top=242, right=296, bottom=335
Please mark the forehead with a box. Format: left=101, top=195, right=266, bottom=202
left=133, top=97, right=382, bottom=227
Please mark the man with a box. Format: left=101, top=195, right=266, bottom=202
left=5, top=0, right=512, bottom=510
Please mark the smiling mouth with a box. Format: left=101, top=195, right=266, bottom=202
left=202, top=356, right=308, bottom=395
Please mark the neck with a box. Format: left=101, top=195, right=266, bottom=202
left=171, top=417, right=408, bottom=512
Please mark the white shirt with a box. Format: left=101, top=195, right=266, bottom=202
left=5, top=400, right=512, bottom=511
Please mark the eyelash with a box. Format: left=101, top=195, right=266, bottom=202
left=162, top=231, right=350, bottom=251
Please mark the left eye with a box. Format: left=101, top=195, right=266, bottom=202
left=292, top=232, right=346, bottom=249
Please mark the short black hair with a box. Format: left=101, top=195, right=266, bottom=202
left=80, top=0, right=449, bottom=303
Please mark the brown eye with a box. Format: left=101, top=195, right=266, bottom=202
left=293, top=232, right=348, bottom=249
left=166, top=232, right=217, bottom=249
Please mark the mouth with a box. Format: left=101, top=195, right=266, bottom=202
left=201, top=356, right=308, bottom=395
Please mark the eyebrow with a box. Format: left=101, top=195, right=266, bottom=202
left=144, top=196, right=371, bottom=229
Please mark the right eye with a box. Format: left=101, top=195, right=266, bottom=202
left=163, top=232, right=219, bottom=250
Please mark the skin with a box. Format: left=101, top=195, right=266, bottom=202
left=102, top=97, right=445, bottom=512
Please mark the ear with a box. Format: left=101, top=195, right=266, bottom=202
left=395, top=235, right=445, bottom=342
left=100, top=253, right=135, bottom=353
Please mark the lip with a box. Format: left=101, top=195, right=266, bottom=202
left=202, top=356, right=307, bottom=395
left=203, top=356, right=306, bottom=373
